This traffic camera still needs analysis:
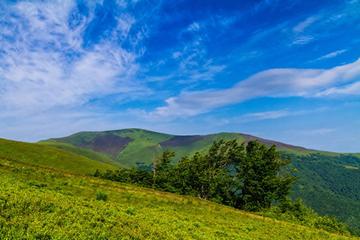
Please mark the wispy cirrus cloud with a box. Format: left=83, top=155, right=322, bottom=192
left=0, top=0, right=144, bottom=114
left=292, top=35, right=314, bottom=45
left=287, top=128, right=336, bottom=136
left=293, top=16, right=318, bottom=33
left=143, top=19, right=227, bottom=89
left=206, top=107, right=329, bottom=128
left=152, top=58, right=360, bottom=117
left=315, top=49, right=348, bottom=61
left=239, top=108, right=327, bottom=122
left=291, top=16, right=318, bottom=45
left=317, top=81, right=360, bottom=96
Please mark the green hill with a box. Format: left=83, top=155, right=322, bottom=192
left=0, top=152, right=356, bottom=239
left=0, top=138, right=116, bottom=175
left=44, top=128, right=360, bottom=235
left=45, top=128, right=307, bottom=166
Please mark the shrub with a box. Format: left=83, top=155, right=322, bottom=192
left=260, top=199, right=349, bottom=235
left=125, top=207, right=136, bottom=215
left=96, top=191, right=108, bottom=201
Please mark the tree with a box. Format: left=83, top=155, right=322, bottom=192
left=173, top=140, right=244, bottom=204
left=152, top=150, right=176, bottom=190
left=236, top=141, right=295, bottom=211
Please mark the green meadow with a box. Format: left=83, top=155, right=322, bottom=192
left=0, top=156, right=356, bottom=240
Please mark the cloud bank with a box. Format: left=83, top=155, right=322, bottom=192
left=153, top=58, right=360, bottom=117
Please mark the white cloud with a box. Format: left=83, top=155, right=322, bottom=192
left=187, top=22, right=201, bottom=32
left=0, top=1, right=143, bottom=114
left=293, top=16, right=318, bottom=33
left=152, top=58, right=360, bottom=117
left=242, top=110, right=295, bottom=121
left=288, top=128, right=336, bottom=136
left=172, top=51, right=182, bottom=59
left=164, top=25, right=226, bottom=85
left=292, top=35, right=314, bottom=45
left=291, top=16, right=319, bottom=45
left=207, top=107, right=329, bottom=126
left=317, top=81, right=360, bottom=96
left=315, top=49, right=348, bottom=61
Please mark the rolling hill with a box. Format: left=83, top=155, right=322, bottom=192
left=0, top=147, right=356, bottom=239
left=0, top=138, right=116, bottom=175
left=43, top=128, right=308, bottom=166
left=43, top=128, right=360, bottom=235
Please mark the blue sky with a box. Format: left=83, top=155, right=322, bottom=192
left=0, top=0, right=359, bottom=152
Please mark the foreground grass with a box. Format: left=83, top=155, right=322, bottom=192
left=0, top=158, right=356, bottom=240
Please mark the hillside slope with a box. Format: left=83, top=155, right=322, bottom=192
left=0, top=155, right=355, bottom=239
left=45, top=128, right=360, bottom=235
left=0, top=138, right=116, bottom=175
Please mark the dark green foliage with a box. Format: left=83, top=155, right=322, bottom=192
left=152, top=150, right=176, bottom=190
left=96, top=191, right=108, bottom=201
left=125, top=207, right=136, bottom=216
left=261, top=199, right=349, bottom=234
left=237, top=142, right=295, bottom=210
left=286, top=152, right=360, bottom=235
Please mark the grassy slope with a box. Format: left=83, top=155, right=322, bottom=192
left=40, top=141, right=123, bottom=167
left=0, top=157, right=356, bottom=240
left=113, top=129, right=172, bottom=166
left=0, top=138, right=116, bottom=175
left=45, top=129, right=360, bottom=235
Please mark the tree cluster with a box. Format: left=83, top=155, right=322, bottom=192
left=96, top=140, right=294, bottom=211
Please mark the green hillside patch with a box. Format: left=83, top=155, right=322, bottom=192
left=0, top=157, right=356, bottom=240
left=343, top=165, right=359, bottom=170
left=0, top=138, right=116, bottom=175
left=40, top=141, right=122, bottom=167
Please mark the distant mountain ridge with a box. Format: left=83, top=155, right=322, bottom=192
left=44, top=128, right=311, bottom=166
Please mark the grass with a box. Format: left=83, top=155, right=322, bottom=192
left=0, top=157, right=357, bottom=240
left=115, top=130, right=170, bottom=166
left=0, top=138, right=116, bottom=175
left=40, top=141, right=122, bottom=167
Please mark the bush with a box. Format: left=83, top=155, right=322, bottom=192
left=96, top=191, right=108, bottom=201
left=260, top=199, right=349, bottom=235
left=125, top=207, right=136, bottom=215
